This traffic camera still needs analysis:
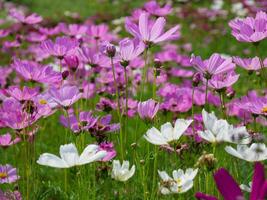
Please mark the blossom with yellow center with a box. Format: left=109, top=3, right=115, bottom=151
left=39, top=99, right=47, bottom=105
left=262, top=106, right=267, bottom=113
left=0, top=172, right=7, bottom=179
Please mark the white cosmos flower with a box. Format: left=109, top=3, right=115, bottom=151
left=158, top=168, right=198, bottom=195
left=199, top=109, right=251, bottom=144
left=240, top=182, right=252, bottom=192
left=144, top=119, right=193, bottom=145
left=225, top=143, right=267, bottom=162
left=111, top=160, right=135, bottom=182
left=37, top=143, right=107, bottom=168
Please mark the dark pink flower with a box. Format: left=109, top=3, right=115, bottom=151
left=99, top=142, right=116, bottom=161
left=137, top=99, right=159, bottom=120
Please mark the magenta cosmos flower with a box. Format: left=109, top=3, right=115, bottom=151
left=0, top=189, right=22, bottom=200
left=0, top=164, right=19, bottom=184
left=12, top=59, right=62, bottom=85
left=0, top=133, right=20, bottom=148
left=60, top=111, right=98, bottom=133
left=144, top=1, right=172, bottom=16
left=9, top=9, right=42, bottom=25
left=49, top=85, right=82, bottom=108
left=99, top=142, right=116, bottom=162
left=40, top=36, right=79, bottom=59
left=125, top=12, right=180, bottom=45
left=190, top=53, right=236, bottom=78
left=233, top=56, right=262, bottom=71
left=229, top=11, right=267, bottom=43
left=195, top=162, right=267, bottom=200
left=119, top=38, right=145, bottom=66
left=137, top=99, right=159, bottom=120
left=208, top=71, right=240, bottom=90
left=4, top=86, right=39, bottom=102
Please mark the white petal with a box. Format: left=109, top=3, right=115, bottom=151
left=37, top=153, right=69, bottom=168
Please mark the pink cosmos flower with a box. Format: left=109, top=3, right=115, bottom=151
left=86, top=24, right=115, bottom=42
left=60, top=23, right=88, bottom=38
left=9, top=9, right=42, bottom=25
left=78, top=46, right=110, bottom=68
left=0, top=164, right=19, bottom=184
left=190, top=53, right=236, bottom=78
left=233, top=56, right=262, bottom=71
left=60, top=110, right=98, bottom=133
left=137, top=99, right=159, bottom=120
left=118, top=38, right=145, bottom=65
left=144, top=1, right=172, bottom=16
left=125, top=12, right=180, bottom=45
left=4, top=86, right=39, bottom=102
left=195, top=162, right=267, bottom=200
left=99, top=142, right=116, bottom=162
left=0, top=189, right=22, bottom=200
left=12, top=59, right=62, bottom=85
left=229, top=11, right=267, bottom=42
left=40, top=36, right=79, bottom=59
left=49, top=85, right=82, bottom=108
left=208, top=71, right=240, bottom=90
left=0, top=133, right=20, bottom=148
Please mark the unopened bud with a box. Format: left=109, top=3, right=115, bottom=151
left=192, top=72, right=201, bottom=87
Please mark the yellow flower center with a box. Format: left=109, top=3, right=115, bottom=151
left=176, top=178, right=182, bottom=185
left=0, top=172, right=7, bottom=179
left=39, top=99, right=47, bottom=105
left=262, top=106, right=267, bottom=113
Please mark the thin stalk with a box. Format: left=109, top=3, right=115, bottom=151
left=140, top=48, right=149, bottom=100
left=205, top=78, right=209, bottom=108
left=111, top=57, right=124, bottom=159
left=123, top=67, right=128, bottom=147
left=152, top=66, right=156, bottom=99
left=151, top=146, right=158, bottom=199
left=191, top=87, right=195, bottom=133
left=219, top=91, right=226, bottom=119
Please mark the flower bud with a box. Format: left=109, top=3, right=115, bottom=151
left=62, top=70, right=69, bottom=80
left=64, top=55, right=79, bottom=72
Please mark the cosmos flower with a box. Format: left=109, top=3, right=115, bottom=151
left=12, top=59, right=62, bottom=85
left=199, top=109, right=251, bottom=144
left=60, top=111, right=98, bottom=133
left=229, top=11, right=267, bottom=42
left=137, top=99, right=159, bottom=120
left=190, top=53, right=236, bottom=78
left=99, top=142, right=116, bottom=162
left=4, top=86, right=39, bottom=102
left=144, top=1, right=172, bottom=16
left=125, top=12, right=180, bottom=45
left=0, top=189, right=22, bottom=200
left=111, top=160, right=135, bottom=182
left=49, top=85, right=82, bottom=108
left=118, top=38, right=145, bottom=66
left=233, top=56, right=262, bottom=71
left=0, top=164, right=19, bottom=184
left=208, top=71, right=240, bottom=90
left=158, top=168, right=198, bottom=194
left=144, top=119, right=193, bottom=145
left=9, top=9, right=42, bottom=25
left=40, top=36, right=79, bottom=59
left=195, top=162, right=267, bottom=200
left=37, top=143, right=107, bottom=168
left=0, top=133, right=20, bottom=148
left=225, top=143, right=267, bottom=162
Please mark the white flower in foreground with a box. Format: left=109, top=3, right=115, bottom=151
left=225, top=143, right=267, bottom=162
left=144, top=119, right=193, bottom=145
left=111, top=160, right=135, bottom=182
left=158, top=168, right=198, bottom=194
left=199, top=109, right=251, bottom=144
left=37, top=143, right=107, bottom=168
left=240, top=182, right=252, bottom=193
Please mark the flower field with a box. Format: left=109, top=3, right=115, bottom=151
left=0, top=0, right=267, bottom=199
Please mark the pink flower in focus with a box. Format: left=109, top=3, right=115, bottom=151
left=125, top=12, right=180, bottom=45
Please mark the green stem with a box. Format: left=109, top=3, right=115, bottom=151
left=140, top=48, right=149, bottom=100
left=205, top=78, right=209, bottom=109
